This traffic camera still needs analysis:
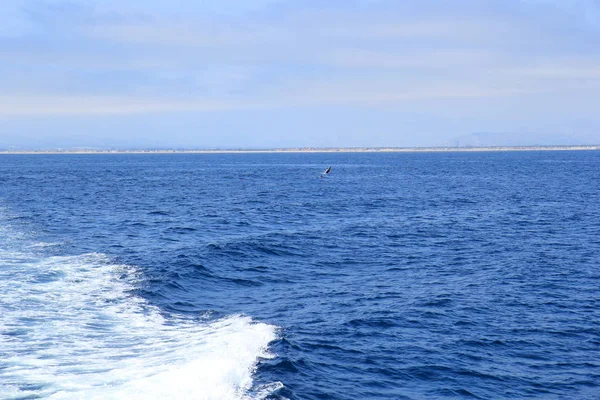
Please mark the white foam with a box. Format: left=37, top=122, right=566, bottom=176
left=0, top=225, right=281, bottom=399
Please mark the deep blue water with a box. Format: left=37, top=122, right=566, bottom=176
left=1, top=151, right=599, bottom=399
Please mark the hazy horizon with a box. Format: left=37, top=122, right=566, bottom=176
left=1, top=143, right=598, bottom=152
left=2, top=0, right=600, bottom=148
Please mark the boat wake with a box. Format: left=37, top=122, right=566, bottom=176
left=0, top=216, right=281, bottom=400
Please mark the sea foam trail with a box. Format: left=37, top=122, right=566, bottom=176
left=0, top=227, right=280, bottom=399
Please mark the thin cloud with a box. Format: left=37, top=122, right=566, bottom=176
left=0, top=79, right=534, bottom=117
left=507, top=65, right=600, bottom=79
left=1, top=0, right=600, bottom=147
left=0, top=96, right=245, bottom=116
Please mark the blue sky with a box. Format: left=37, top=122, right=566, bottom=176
left=1, top=0, right=600, bottom=149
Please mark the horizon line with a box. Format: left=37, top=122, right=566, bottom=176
left=1, top=145, right=599, bottom=154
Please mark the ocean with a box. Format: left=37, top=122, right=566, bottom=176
left=0, top=151, right=599, bottom=399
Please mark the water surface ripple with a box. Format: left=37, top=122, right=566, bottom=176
left=1, top=151, right=599, bottom=399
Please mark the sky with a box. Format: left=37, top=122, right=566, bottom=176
left=1, top=0, right=600, bottom=149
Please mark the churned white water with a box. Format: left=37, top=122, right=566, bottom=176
left=0, top=221, right=280, bottom=400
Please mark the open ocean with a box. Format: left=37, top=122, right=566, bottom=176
left=1, top=151, right=599, bottom=399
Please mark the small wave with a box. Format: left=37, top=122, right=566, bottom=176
left=27, top=242, right=62, bottom=249
left=227, top=277, right=264, bottom=287
left=206, top=236, right=306, bottom=259
left=166, top=226, right=198, bottom=233
left=259, top=359, right=300, bottom=374
left=147, top=210, right=170, bottom=216
left=346, top=317, right=398, bottom=329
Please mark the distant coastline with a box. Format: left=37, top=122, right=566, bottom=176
left=0, top=145, right=598, bottom=154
